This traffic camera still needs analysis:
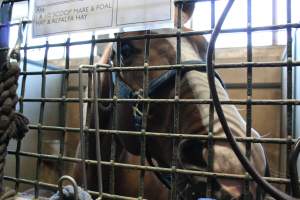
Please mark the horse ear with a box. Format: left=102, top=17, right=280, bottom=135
left=174, top=2, right=195, bottom=25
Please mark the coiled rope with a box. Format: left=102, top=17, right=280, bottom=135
left=0, top=24, right=29, bottom=199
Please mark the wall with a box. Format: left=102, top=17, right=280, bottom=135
left=216, top=45, right=286, bottom=181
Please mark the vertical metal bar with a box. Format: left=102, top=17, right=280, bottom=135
left=171, top=2, right=182, bottom=200
left=90, top=35, right=95, bottom=65
left=78, top=67, right=87, bottom=190
left=272, top=0, right=278, bottom=45
left=87, top=34, right=103, bottom=197
left=207, top=0, right=215, bottom=198
left=93, top=65, right=104, bottom=198
left=286, top=0, right=293, bottom=194
left=57, top=37, right=70, bottom=180
left=83, top=37, right=94, bottom=196
left=244, top=0, right=253, bottom=199
left=109, top=35, right=121, bottom=195
left=35, top=40, right=49, bottom=198
left=138, top=30, right=150, bottom=199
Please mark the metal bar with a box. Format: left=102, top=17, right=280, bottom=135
left=286, top=0, right=293, bottom=194
left=90, top=34, right=105, bottom=198
left=18, top=97, right=300, bottom=106
left=3, top=153, right=299, bottom=185
left=109, top=34, right=121, bottom=195
left=57, top=37, right=70, bottom=181
left=93, top=65, right=104, bottom=198
left=138, top=29, right=151, bottom=199
left=171, top=2, right=183, bottom=199
left=1, top=23, right=300, bottom=51
left=225, top=82, right=282, bottom=89
left=272, top=0, right=278, bottom=45
left=79, top=67, right=88, bottom=190
left=206, top=0, right=216, bottom=198
left=15, top=61, right=300, bottom=75
left=244, top=0, right=253, bottom=199
left=23, top=124, right=299, bottom=144
left=34, top=40, right=49, bottom=198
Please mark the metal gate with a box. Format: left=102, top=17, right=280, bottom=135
left=1, top=0, right=300, bottom=199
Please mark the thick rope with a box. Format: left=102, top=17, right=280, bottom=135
left=0, top=60, right=29, bottom=199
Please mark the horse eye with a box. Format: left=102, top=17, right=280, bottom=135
left=121, top=42, right=134, bottom=58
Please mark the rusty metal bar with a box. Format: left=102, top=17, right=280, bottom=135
left=15, top=61, right=300, bottom=76
left=244, top=0, right=253, bottom=198
left=34, top=40, right=49, bottom=198
left=4, top=151, right=299, bottom=185
left=57, top=37, right=70, bottom=182
left=1, top=21, right=300, bottom=44
left=109, top=34, right=121, bottom=195
left=22, top=124, right=299, bottom=144
left=78, top=66, right=88, bottom=190
left=138, top=29, right=151, bottom=199
left=18, top=97, right=300, bottom=106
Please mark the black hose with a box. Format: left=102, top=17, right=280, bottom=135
left=289, top=139, right=300, bottom=197
left=206, top=0, right=299, bottom=199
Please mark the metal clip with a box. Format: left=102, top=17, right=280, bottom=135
left=132, top=89, right=144, bottom=117
left=7, top=20, right=25, bottom=65
left=58, top=176, right=79, bottom=200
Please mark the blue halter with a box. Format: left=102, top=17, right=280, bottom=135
left=113, top=60, right=225, bottom=131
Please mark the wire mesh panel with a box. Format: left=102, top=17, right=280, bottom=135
left=0, top=0, right=300, bottom=200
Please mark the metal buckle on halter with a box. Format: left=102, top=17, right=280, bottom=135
left=132, top=89, right=144, bottom=130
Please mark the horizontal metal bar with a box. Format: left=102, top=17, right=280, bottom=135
left=19, top=97, right=300, bottom=105
left=6, top=151, right=294, bottom=185
left=1, top=23, right=299, bottom=51
left=27, top=124, right=296, bottom=144
left=16, top=61, right=300, bottom=77
left=226, top=82, right=282, bottom=89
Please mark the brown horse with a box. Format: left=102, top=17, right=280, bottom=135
left=101, top=3, right=267, bottom=200
left=73, top=44, right=169, bottom=200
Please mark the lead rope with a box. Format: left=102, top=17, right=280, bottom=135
left=0, top=21, right=29, bottom=199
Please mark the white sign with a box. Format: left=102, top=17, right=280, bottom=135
left=32, top=0, right=173, bottom=37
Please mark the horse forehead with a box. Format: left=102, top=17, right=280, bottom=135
left=152, top=29, right=200, bottom=61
